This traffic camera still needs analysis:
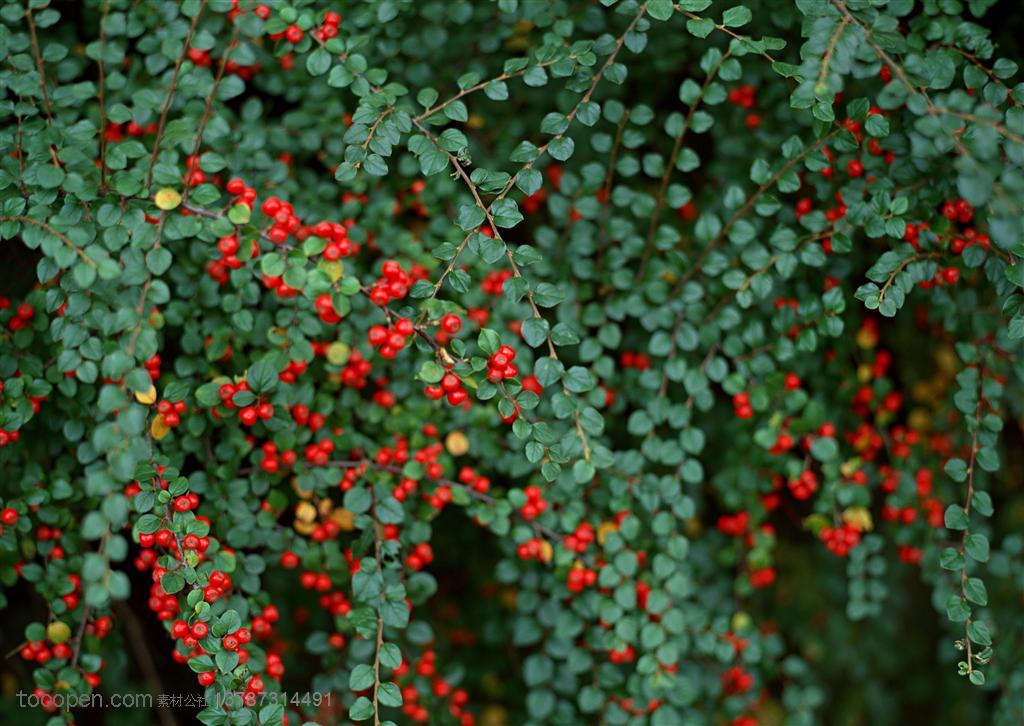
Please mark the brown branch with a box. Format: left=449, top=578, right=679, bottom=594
left=672, top=127, right=841, bottom=294
left=1, top=216, right=98, bottom=268
left=413, top=59, right=560, bottom=123
left=877, top=251, right=940, bottom=302
left=370, top=490, right=384, bottom=726
left=817, top=17, right=850, bottom=91
left=24, top=6, right=62, bottom=168
left=146, top=0, right=208, bottom=192
left=956, top=367, right=985, bottom=676
left=635, top=51, right=731, bottom=282
left=182, top=23, right=240, bottom=205
left=24, top=7, right=53, bottom=123
left=98, top=0, right=110, bottom=190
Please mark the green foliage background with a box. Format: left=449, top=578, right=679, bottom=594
left=1, top=0, right=1024, bottom=724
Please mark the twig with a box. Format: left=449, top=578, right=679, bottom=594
left=1, top=216, right=98, bottom=268
left=146, top=0, right=208, bottom=192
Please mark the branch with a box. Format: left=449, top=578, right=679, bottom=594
left=146, top=0, right=208, bottom=192
left=182, top=24, right=240, bottom=205
left=1, top=216, right=98, bottom=269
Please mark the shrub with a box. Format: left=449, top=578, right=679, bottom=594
left=1, top=0, right=1024, bottom=724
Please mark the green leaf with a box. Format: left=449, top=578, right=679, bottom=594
left=964, top=577, right=988, bottom=606
left=306, top=48, right=332, bottom=76
left=349, top=696, right=374, bottom=721
left=247, top=359, right=278, bottom=394
left=521, top=318, right=550, bottom=348
left=349, top=663, right=374, bottom=690
left=965, top=534, right=989, bottom=562
left=944, top=505, right=969, bottom=531
left=456, top=205, right=486, bottom=232
left=647, top=0, right=674, bottom=21
left=722, top=6, right=752, bottom=27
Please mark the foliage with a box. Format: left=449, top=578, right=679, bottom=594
left=1, top=0, right=1024, bottom=724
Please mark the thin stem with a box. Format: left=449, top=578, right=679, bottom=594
left=673, top=127, right=840, bottom=294
left=98, top=0, right=110, bottom=190
left=1, top=216, right=98, bottom=268
left=146, top=0, right=208, bottom=192
left=182, top=24, right=241, bottom=205
left=635, top=51, right=731, bottom=282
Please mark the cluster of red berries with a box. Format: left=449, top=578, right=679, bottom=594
left=768, top=430, right=795, bottom=456
left=372, top=387, right=396, bottom=408
left=950, top=228, right=992, bottom=254
left=157, top=399, right=186, bottom=428
left=609, top=643, right=637, bottom=664
left=749, top=566, right=777, bottom=589
left=732, top=391, right=753, bottom=419
left=516, top=538, right=546, bottom=560
left=299, top=570, right=334, bottom=592
left=289, top=403, right=325, bottom=431
left=20, top=637, right=70, bottom=665
left=406, top=543, right=434, bottom=571
left=566, top=565, right=597, bottom=593
left=721, top=666, right=754, bottom=695
left=311, top=220, right=357, bottom=261
left=105, top=119, right=157, bottom=141
left=717, top=511, right=750, bottom=537
left=788, top=470, right=819, bottom=500
left=260, top=270, right=299, bottom=299
left=519, top=485, right=547, bottom=521
left=260, top=196, right=301, bottom=244
left=8, top=302, right=33, bottom=331
left=239, top=400, right=274, bottom=427
left=260, top=441, right=298, bottom=473
left=312, top=10, right=342, bottom=40
left=224, top=176, right=258, bottom=208
left=393, top=650, right=474, bottom=725
left=368, top=317, right=414, bottom=358
left=210, top=627, right=254, bottom=664
left=171, top=492, right=199, bottom=514
left=942, top=198, right=974, bottom=224
left=726, top=84, right=761, bottom=129
left=268, top=23, right=304, bottom=44
left=278, top=359, right=308, bottom=384
left=213, top=232, right=258, bottom=270
left=368, top=260, right=416, bottom=305
left=0, top=427, right=20, bottom=447
left=339, top=349, right=373, bottom=388
left=250, top=604, right=280, bottom=639
left=820, top=523, right=861, bottom=556
left=457, top=466, right=491, bottom=493
left=424, top=371, right=468, bottom=407
left=619, top=351, right=651, bottom=370
left=183, top=155, right=207, bottom=187
left=425, top=483, right=452, bottom=511
left=481, top=269, right=512, bottom=295
left=918, top=266, right=960, bottom=289
left=303, top=437, right=335, bottom=466
left=144, top=353, right=162, bottom=380
left=898, top=545, right=923, bottom=564
left=312, top=293, right=341, bottom=324
left=563, top=522, right=595, bottom=553
left=487, top=345, right=519, bottom=382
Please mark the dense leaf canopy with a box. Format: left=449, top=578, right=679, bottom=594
left=1, top=0, right=1024, bottom=724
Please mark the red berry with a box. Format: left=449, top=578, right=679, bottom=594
left=441, top=314, right=462, bottom=334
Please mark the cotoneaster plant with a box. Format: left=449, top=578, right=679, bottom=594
left=1, top=1, right=1024, bottom=725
